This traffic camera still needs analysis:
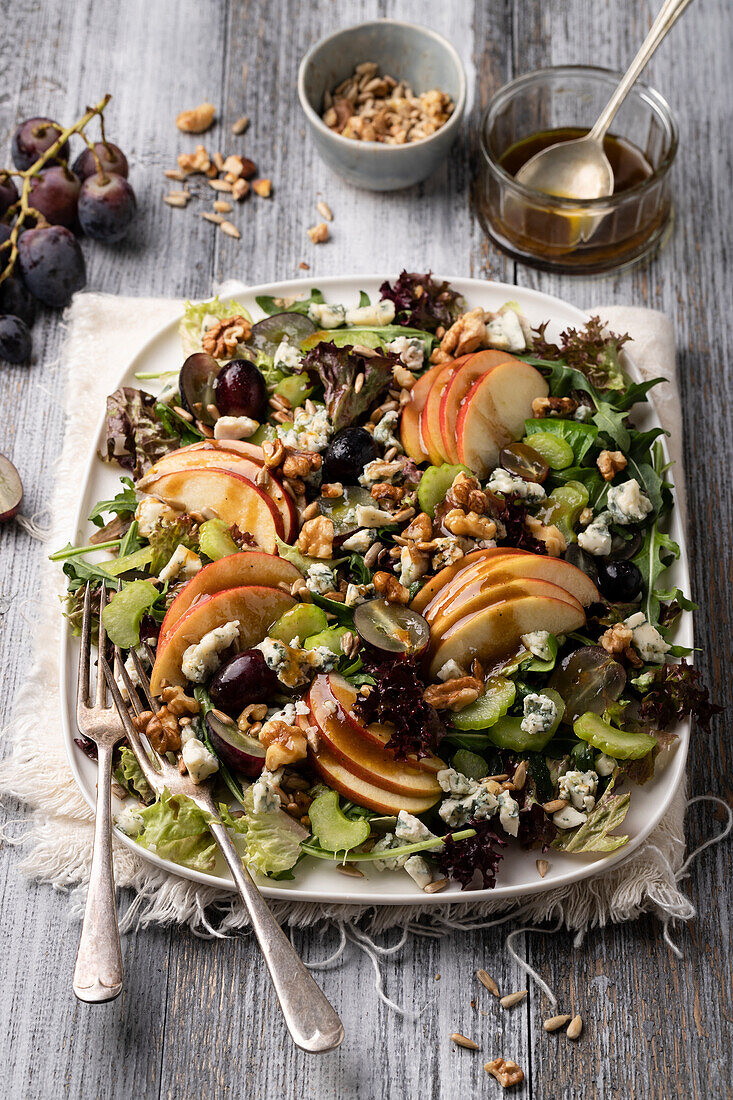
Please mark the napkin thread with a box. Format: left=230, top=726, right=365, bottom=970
left=0, top=289, right=713, bottom=960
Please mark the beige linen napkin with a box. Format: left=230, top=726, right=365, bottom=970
left=0, top=290, right=697, bottom=941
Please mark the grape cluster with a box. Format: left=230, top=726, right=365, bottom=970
left=0, top=98, right=138, bottom=365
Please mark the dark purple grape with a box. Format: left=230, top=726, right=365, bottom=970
left=209, top=649, right=278, bottom=714
left=18, top=225, right=86, bottom=308
left=0, top=224, right=12, bottom=249
left=0, top=315, right=32, bottom=364
left=28, top=166, right=81, bottom=228
left=213, top=359, right=268, bottom=419
left=596, top=559, right=643, bottom=603
left=77, top=173, right=136, bottom=243
left=138, top=614, right=160, bottom=645
left=0, top=275, right=35, bottom=327
left=322, top=427, right=378, bottom=484
left=0, top=174, right=18, bottom=219
left=72, top=142, right=129, bottom=181
left=179, top=352, right=220, bottom=424
left=11, top=117, right=69, bottom=171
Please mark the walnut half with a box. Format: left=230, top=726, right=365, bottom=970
left=484, top=1058, right=524, bottom=1088
left=201, top=315, right=252, bottom=359
left=423, top=676, right=483, bottom=712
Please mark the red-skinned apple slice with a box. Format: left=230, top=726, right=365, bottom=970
left=158, top=550, right=302, bottom=649
left=140, top=467, right=283, bottom=553
left=411, top=548, right=518, bottom=613
left=300, top=721, right=442, bottom=815
left=428, top=577, right=583, bottom=641
left=438, top=350, right=516, bottom=463
left=456, top=360, right=549, bottom=476
left=428, top=593, right=586, bottom=678
left=150, top=584, right=295, bottom=693
left=419, top=360, right=460, bottom=466
left=400, top=361, right=449, bottom=462
left=138, top=446, right=296, bottom=540
left=311, top=674, right=445, bottom=776
left=422, top=549, right=599, bottom=622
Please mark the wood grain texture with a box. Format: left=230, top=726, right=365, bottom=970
left=0, top=1, right=731, bottom=1097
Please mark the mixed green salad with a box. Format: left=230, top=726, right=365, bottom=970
left=56, top=272, right=720, bottom=891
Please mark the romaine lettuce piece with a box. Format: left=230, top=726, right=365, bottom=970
left=135, top=788, right=217, bottom=871
left=241, top=786, right=305, bottom=876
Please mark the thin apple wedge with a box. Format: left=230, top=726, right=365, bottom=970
left=158, top=551, right=302, bottom=648
left=419, top=360, right=459, bottom=466
left=150, top=584, right=295, bottom=693
left=428, top=577, right=583, bottom=640
left=138, top=445, right=296, bottom=540
left=400, top=361, right=449, bottom=462
left=140, top=467, right=283, bottom=553
left=410, top=548, right=512, bottom=613
left=311, top=674, right=445, bottom=776
left=439, top=349, right=515, bottom=463
left=456, top=360, right=549, bottom=476
left=428, top=593, right=586, bottom=678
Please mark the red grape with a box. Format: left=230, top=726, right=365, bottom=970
left=0, top=275, right=35, bottom=327
left=213, top=359, right=268, bottom=419
left=28, top=166, right=81, bottom=228
left=0, top=173, right=18, bottom=219
left=179, top=352, right=219, bottom=424
left=209, top=650, right=278, bottom=714
left=18, top=225, right=86, bottom=307
left=0, top=315, right=32, bottom=364
left=77, top=173, right=136, bottom=243
left=11, top=117, right=69, bottom=171
left=72, top=143, right=129, bottom=181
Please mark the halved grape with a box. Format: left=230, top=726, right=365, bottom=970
left=179, top=352, right=220, bottom=424
left=549, top=647, right=626, bottom=724
left=542, top=481, right=589, bottom=542
left=248, top=312, right=316, bottom=359
left=520, top=431, right=574, bottom=470
left=596, top=559, right=643, bottom=602
left=209, top=649, right=278, bottom=714
left=214, top=358, right=268, bottom=420
left=450, top=676, right=516, bottom=731
left=205, top=709, right=266, bottom=776
left=0, top=454, right=23, bottom=520
left=563, top=542, right=599, bottom=582
left=318, top=485, right=373, bottom=535
left=354, top=599, right=429, bottom=655
left=499, top=442, right=549, bottom=483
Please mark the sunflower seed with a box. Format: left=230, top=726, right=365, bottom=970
left=201, top=211, right=225, bottom=225
left=209, top=178, right=233, bottom=192
left=164, top=168, right=186, bottom=181
left=173, top=405, right=193, bottom=422
left=450, top=1033, right=478, bottom=1050
left=543, top=1014, right=572, bottom=1032
left=500, top=990, right=527, bottom=1009
left=423, top=877, right=449, bottom=894
left=476, top=969, right=500, bottom=997
left=512, top=760, right=527, bottom=790
left=316, top=200, right=333, bottom=221
left=354, top=372, right=364, bottom=394
left=542, top=798, right=569, bottom=814
left=163, top=192, right=189, bottom=207
left=536, top=859, right=549, bottom=878
left=566, top=1014, right=583, bottom=1040
left=336, top=864, right=364, bottom=878
left=213, top=199, right=232, bottom=213
left=232, top=115, right=250, bottom=135
left=220, top=221, right=241, bottom=239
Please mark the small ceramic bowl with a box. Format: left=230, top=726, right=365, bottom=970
left=298, top=20, right=466, bottom=191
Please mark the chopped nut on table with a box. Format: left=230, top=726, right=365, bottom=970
left=297, top=515, right=334, bottom=558
left=597, top=449, right=628, bottom=481
left=307, top=222, right=330, bottom=244
left=423, top=676, right=483, bottom=712
left=252, top=178, right=272, bottom=198
left=176, top=102, right=216, bottom=133
left=201, top=315, right=252, bottom=358
left=178, top=144, right=212, bottom=174
left=484, top=1058, right=524, bottom=1088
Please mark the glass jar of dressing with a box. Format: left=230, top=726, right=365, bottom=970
left=477, top=66, right=678, bottom=274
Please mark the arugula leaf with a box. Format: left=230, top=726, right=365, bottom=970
left=632, top=525, right=681, bottom=628
left=592, top=400, right=630, bottom=450
left=88, top=478, right=138, bottom=528
left=255, top=288, right=324, bottom=316
left=551, top=783, right=631, bottom=853
left=358, top=290, right=370, bottom=308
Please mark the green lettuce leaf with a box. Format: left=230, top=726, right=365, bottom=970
left=88, top=478, right=138, bottom=528
left=242, top=786, right=305, bottom=876
left=180, top=296, right=253, bottom=358
left=551, top=783, right=631, bottom=853
left=632, top=525, right=681, bottom=628
left=115, top=746, right=153, bottom=803
left=255, top=288, right=324, bottom=316
left=135, top=789, right=217, bottom=871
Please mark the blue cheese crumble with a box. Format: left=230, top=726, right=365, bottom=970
left=520, top=693, right=557, bottom=737
left=437, top=770, right=501, bottom=829
left=307, top=302, right=345, bottom=329
left=386, top=335, right=424, bottom=371
left=181, top=621, right=239, bottom=682
left=487, top=467, right=546, bottom=502
left=273, top=337, right=302, bottom=372
left=181, top=737, right=219, bottom=784
left=251, top=768, right=283, bottom=814
left=497, top=790, right=520, bottom=836
left=607, top=478, right=653, bottom=525
left=577, top=512, right=612, bottom=556
left=114, top=806, right=144, bottom=838
left=485, top=306, right=526, bottom=352
left=624, top=611, right=671, bottom=663
left=277, top=403, right=333, bottom=452
left=372, top=410, right=402, bottom=451
left=255, top=636, right=337, bottom=688
left=158, top=544, right=202, bottom=584
left=305, top=562, right=337, bottom=595
left=520, top=630, right=553, bottom=662
left=344, top=300, right=395, bottom=327
left=558, top=770, right=598, bottom=813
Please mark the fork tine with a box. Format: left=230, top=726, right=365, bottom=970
left=113, top=646, right=179, bottom=779
left=114, top=649, right=143, bottom=718
left=128, top=645, right=156, bottom=710
left=76, top=583, right=92, bottom=717
left=95, top=581, right=107, bottom=708
left=100, top=654, right=164, bottom=791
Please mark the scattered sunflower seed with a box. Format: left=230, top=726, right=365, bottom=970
left=476, top=969, right=500, bottom=997
left=232, top=115, right=250, bottom=135
left=423, top=877, right=449, bottom=894
left=336, top=864, right=364, bottom=878
left=450, top=1033, right=479, bottom=1050
left=220, top=221, right=241, bottom=239
left=213, top=199, right=232, bottom=213
left=299, top=261, right=310, bottom=270
left=543, top=1014, right=572, bottom=1032
left=542, top=798, right=569, bottom=814
left=164, top=168, right=186, bottom=181
left=499, top=990, right=527, bottom=1009
left=536, top=859, right=549, bottom=878
left=201, top=211, right=225, bottom=225
left=566, top=1014, right=583, bottom=1040
left=209, top=178, right=234, bottom=193
left=163, top=192, right=190, bottom=208
left=316, top=200, right=333, bottom=221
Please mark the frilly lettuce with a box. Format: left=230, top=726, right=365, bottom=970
left=241, top=786, right=306, bottom=876
left=180, top=296, right=253, bottom=358
left=551, top=781, right=630, bottom=853
left=115, top=746, right=153, bottom=803
left=135, top=789, right=217, bottom=872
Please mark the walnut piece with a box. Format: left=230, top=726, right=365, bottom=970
left=177, top=144, right=212, bottom=174
left=307, top=222, right=330, bottom=243
left=133, top=706, right=182, bottom=754
left=597, top=449, right=628, bottom=481
left=160, top=685, right=201, bottom=718
left=298, top=515, right=334, bottom=558
left=282, top=450, right=322, bottom=480
left=403, top=512, right=433, bottom=542
left=446, top=471, right=488, bottom=514
left=443, top=508, right=497, bottom=540
left=201, top=315, right=252, bottom=359
left=423, top=676, right=483, bottom=711
left=371, top=482, right=404, bottom=502
left=531, top=395, right=578, bottom=418
left=484, top=1058, right=524, bottom=1088
left=439, top=307, right=487, bottom=358
left=525, top=515, right=567, bottom=556
left=176, top=102, right=216, bottom=133
left=372, top=570, right=410, bottom=604
left=600, top=623, right=634, bottom=655
left=258, top=719, right=307, bottom=770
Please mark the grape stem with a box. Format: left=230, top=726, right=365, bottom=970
left=0, top=93, right=112, bottom=288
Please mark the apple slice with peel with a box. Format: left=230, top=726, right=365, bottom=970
left=311, top=674, right=445, bottom=776
left=400, top=361, right=449, bottom=463
left=140, top=467, right=283, bottom=553
left=422, top=549, right=599, bottom=622
left=439, top=350, right=515, bottom=463
left=138, top=446, right=295, bottom=540
left=456, top=360, right=549, bottom=476
left=410, top=548, right=513, bottom=613
left=185, top=438, right=266, bottom=463
left=302, top=728, right=442, bottom=815
left=419, top=360, right=459, bottom=466
left=428, top=593, right=586, bottom=678
left=150, top=584, right=295, bottom=693
left=428, top=577, right=583, bottom=641
left=159, top=551, right=302, bottom=648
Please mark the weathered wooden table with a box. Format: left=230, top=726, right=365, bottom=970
left=1, top=1, right=730, bottom=1096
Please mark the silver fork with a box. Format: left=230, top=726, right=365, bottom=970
left=102, top=644, right=345, bottom=1054
left=73, top=581, right=124, bottom=1003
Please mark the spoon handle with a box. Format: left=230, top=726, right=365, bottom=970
left=589, top=0, right=695, bottom=143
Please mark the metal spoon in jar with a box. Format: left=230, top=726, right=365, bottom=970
left=516, top=0, right=694, bottom=207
